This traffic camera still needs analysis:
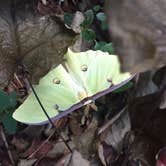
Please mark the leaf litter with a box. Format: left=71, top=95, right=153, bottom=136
left=0, top=0, right=166, bottom=166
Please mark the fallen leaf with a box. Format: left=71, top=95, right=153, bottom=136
left=98, top=141, right=117, bottom=166
left=127, top=91, right=166, bottom=165
left=47, top=139, right=70, bottom=158
left=35, top=157, right=59, bottom=166
left=11, top=136, right=29, bottom=152
left=20, top=126, right=45, bottom=139
left=0, top=0, right=76, bottom=88
left=71, top=116, right=98, bottom=158
left=22, top=138, right=53, bottom=159
left=134, top=71, right=159, bottom=97
left=68, top=150, right=90, bottom=166
left=37, top=0, right=63, bottom=16
left=129, top=91, right=166, bottom=144
left=153, top=66, right=166, bottom=89
left=153, top=66, right=166, bottom=109
left=69, top=113, right=84, bottom=136
left=18, top=159, right=37, bottom=166
left=105, top=0, right=166, bottom=73
left=99, top=108, right=131, bottom=150
left=70, top=11, right=84, bottom=33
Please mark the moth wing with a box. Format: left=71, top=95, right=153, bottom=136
left=65, top=49, right=131, bottom=96
left=13, top=65, right=85, bottom=124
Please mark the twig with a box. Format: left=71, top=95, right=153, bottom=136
left=28, top=130, right=55, bottom=159
left=98, top=107, right=127, bottom=135
left=0, top=125, right=15, bottom=165
left=27, top=77, right=72, bottom=153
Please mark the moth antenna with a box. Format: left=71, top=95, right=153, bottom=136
left=20, top=64, right=72, bottom=152
left=28, top=79, right=55, bottom=126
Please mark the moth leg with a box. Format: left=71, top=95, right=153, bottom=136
left=84, top=104, right=91, bottom=116
left=54, top=104, right=63, bottom=113
left=84, top=101, right=98, bottom=117
left=90, top=102, right=98, bottom=111
left=81, top=102, right=98, bottom=125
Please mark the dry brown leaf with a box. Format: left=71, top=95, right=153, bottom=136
left=47, top=139, right=70, bottom=158
left=11, top=136, right=29, bottom=152
left=129, top=91, right=166, bottom=144
left=71, top=116, right=98, bottom=158
left=68, top=150, right=90, bottom=166
left=0, top=0, right=76, bottom=88
left=99, top=108, right=131, bottom=151
left=134, top=71, right=159, bottom=97
left=35, top=155, right=71, bottom=166
left=22, top=139, right=53, bottom=159
left=105, top=0, right=166, bottom=73
left=97, top=141, right=117, bottom=166
left=70, top=11, right=84, bottom=33
left=18, top=159, right=37, bottom=166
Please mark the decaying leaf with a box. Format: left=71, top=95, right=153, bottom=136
left=18, top=159, right=37, bottom=166
left=97, top=141, right=117, bottom=166
left=134, top=71, right=159, bottom=97
left=68, top=150, right=90, bottom=166
left=71, top=116, right=98, bottom=158
left=129, top=91, right=166, bottom=144
left=153, top=66, right=166, bottom=109
left=22, top=138, right=53, bottom=159
left=70, top=11, right=84, bottom=33
left=99, top=108, right=131, bottom=150
left=0, top=0, right=76, bottom=88
left=105, top=0, right=166, bottom=73
left=127, top=91, right=166, bottom=165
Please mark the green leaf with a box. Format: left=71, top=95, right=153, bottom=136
left=8, top=91, right=17, bottom=108
left=96, top=12, right=106, bottom=22
left=81, top=9, right=94, bottom=27
left=113, top=82, right=133, bottom=93
left=101, top=43, right=115, bottom=54
left=64, top=12, right=74, bottom=26
left=0, top=90, right=17, bottom=134
left=0, top=90, right=10, bottom=111
left=101, top=20, right=107, bottom=31
left=96, top=12, right=107, bottom=30
left=94, top=41, right=107, bottom=50
left=94, top=42, right=114, bottom=54
left=2, top=113, right=17, bottom=134
left=82, top=28, right=96, bottom=41
left=93, top=5, right=101, bottom=12
left=0, top=90, right=17, bottom=111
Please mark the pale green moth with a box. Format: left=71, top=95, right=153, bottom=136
left=13, top=49, right=133, bottom=125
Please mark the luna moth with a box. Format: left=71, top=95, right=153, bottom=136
left=13, top=49, right=133, bottom=125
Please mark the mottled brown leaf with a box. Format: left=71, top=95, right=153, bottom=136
left=68, top=150, right=90, bottom=166
left=0, top=0, right=76, bottom=88
left=105, top=0, right=166, bottom=73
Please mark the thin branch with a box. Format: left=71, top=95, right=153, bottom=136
left=98, top=107, right=127, bottom=135
left=28, top=130, right=55, bottom=159
left=0, top=125, right=15, bottom=165
left=26, top=77, right=72, bottom=153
